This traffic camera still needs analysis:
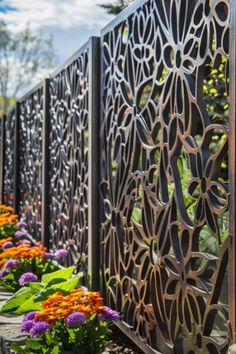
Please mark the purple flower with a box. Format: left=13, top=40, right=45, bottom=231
left=29, top=321, right=50, bottom=337
left=4, top=260, right=19, bottom=268
left=21, top=239, right=31, bottom=245
left=65, top=312, right=87, bottom=327
left=21, top=320, right=35, bottom=333
left=54, top=249, right=68, bottom=258
left=2, top=241, right=13, bottom=249
left=17, top=221, right=28, bottom=228
left=23, top=311, right=38, bottom=321
left=44, top=252, right=55, bottom=259
left=0, top=269, right=9, bottom=278
left=14, top=230, right=28, bottom=238
left=19, top=272, right=38, bottom=286
left=98, top=307, right=120, bottom=322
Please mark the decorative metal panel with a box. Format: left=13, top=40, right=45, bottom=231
left=49, top=47, right=89, bottom=267
left=0, top=116, right=4, bottom=204
left=19, top=86, right=43, bottom=239
left=3, top=110, right=15, bottom=207
left=100, top=0, right=230, bottom=352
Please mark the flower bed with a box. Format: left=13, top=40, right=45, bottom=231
left=0, top=205, right=121, bottom=354
left=12, top=289, right=120, bottom=353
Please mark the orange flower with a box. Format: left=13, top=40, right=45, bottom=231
left=0, top=244, right=48, bottom=264
left=36, top=289, right=104, bottom=324
left=0, top=205, right=14, bottom=213
left=0, top=204, right=18, bottom=228
left=0, top=214, right=18, bottom=227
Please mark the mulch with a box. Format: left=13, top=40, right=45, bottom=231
left=103, top=325, right=144, bottom=354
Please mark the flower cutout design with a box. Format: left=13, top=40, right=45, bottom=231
left=100, top=0, right=230, bottom=351
left=188, top=125, right=228, bottom=236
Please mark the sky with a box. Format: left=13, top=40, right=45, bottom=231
left=0, top=0, right=114, bottom=65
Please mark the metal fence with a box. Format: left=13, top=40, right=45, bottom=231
left=0, top=0, right=235, bottom=352
left=18, top=83, right=44, bottom=239
left=1, top=109, right=16, bottom=207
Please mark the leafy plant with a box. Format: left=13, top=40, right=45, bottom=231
left=12, top=289, right=120, bottom=354
left=0, top=266, right=81, bottom=314
left=0, top=247, right=60, bottom=292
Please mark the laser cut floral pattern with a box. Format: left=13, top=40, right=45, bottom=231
left=49, top=50, right=89, bottom=267
left=19, top=86, right=44, bottom=239
left=101, top=0, right=230, bottom=352
left=3, top=109, right=15, bottom=207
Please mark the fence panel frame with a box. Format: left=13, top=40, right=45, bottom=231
left=41, top=78, right=50, bottom=248
left=0, top=115, right=5, bottom=204
left=48, top=37, right=100, bottom=289
left=229, top=0, right=236, bottom=345
left=17, top=82, right=44, bottom=237
left=88, top=36, right=101, bottom=291
left=13, top=102, right=20, bottom=214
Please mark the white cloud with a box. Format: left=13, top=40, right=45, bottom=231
left=0, top=0, right=113, bottom=31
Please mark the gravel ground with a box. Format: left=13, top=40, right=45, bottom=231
left=103, top=325, right=144, bottom=354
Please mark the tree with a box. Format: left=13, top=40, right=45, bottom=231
left=99, top=0, right=134, bottom=15
left=0, top=21, right=54, bottom=115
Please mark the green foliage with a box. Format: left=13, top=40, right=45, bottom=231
left=98, top=0, right=133, bottom=15
left=0, top=267, right=81, bottom=314
left=0, top=223, right=16, bottom=239
left=0, top=257, right=59, bottom=292
left=41, top=267, right=75, bottom=285
left=12, top=318, right=111, bottom=354
left=0, top=21, right=54, bottom=115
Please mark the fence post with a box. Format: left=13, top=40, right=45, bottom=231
left=41, top=78, right=50, bottom=248
left=0, top=115, right=5, bottom=204
left=229, top=0, right=236, bottom=345
left=13, top=102, right=20, bottom=214
left=88, top=37, right=100, bottom=291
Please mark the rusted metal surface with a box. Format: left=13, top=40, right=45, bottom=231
left=100, top=0, right=230, bottom=352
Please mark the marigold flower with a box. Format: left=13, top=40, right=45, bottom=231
left=36, top=289, right=104, bottom=324
left=0, top=206, right=19, bottom=227
left=0, top=244, right=47, bottom=262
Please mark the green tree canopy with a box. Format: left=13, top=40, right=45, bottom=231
left=0, top=21, right=54, bottom=115
left=99, top=0, right=134, bottom=15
